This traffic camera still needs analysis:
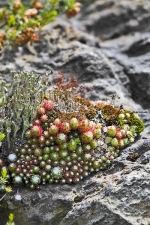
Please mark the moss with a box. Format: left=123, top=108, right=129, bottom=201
left=100, top=105, right=145, bottom=135
left=58, top=111, right=86, bottom=122
left=117, top=109, right=145, bottom=134
left=74, top=96, right=97, bottom=120
left=127, top=111, right=145, bottom=134
left=101, top=104, right=120, bottom=122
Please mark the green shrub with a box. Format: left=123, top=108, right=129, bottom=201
left=0, top=0, right=82, bottom=51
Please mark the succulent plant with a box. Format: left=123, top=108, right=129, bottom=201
left=0, top=71, right=145, bottom=189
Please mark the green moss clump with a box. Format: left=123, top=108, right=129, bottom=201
left=117, top=110, right=145, bottom=134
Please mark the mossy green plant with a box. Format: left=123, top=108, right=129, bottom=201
left=117, top=109, right=145, bottom=134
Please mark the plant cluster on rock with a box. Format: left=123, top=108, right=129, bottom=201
left=0, top=71, right=145, bottom=189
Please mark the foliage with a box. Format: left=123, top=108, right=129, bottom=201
left=0, top=70, right=50, bottom=151
left=0, top=133, right=5, bottom=147
left=6, top=213, right=15, bottom=225
left=0, top=167, right=8, bottom=185
left=0, top=71, right=145, bottom=188
left=0, top=133, right=5, bottom=141
left=0, top=167, right=12, bottom=201
left=0, top=0, right=82, bottom=51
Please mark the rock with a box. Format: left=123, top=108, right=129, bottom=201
left=0, top=0, right=150, bottom=224
left=74, top=0, right=150, bottom=108
left=101, top=33, right=150, bottom=108
left=0, top=19, right=143, bottom=110
left=76, top=0, right=150, bottom=40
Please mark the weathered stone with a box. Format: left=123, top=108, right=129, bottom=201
left=0, top=0, right=150, bottom=224
left=77, top=0, right=150, bottom=39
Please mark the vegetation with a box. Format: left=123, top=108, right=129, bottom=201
left=0, top=133, right=5, bottom=147
left=0, top=71, right=145, bottom=188
left=0, top=0, right=82, bottom=52
left=6, top=213, right=15, bottom=225
left=0, top=70, right=50, bottom=150
left=0, top=167, right=12, bottom=201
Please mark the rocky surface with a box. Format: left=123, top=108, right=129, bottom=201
left=0, top=0, right=150, bottom=224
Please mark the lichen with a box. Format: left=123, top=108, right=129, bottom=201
left=0, top=70, right=50, bottom=151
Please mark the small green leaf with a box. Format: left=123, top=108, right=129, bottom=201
left=9, top=213, right=14, bottom=222
left=8, top=15, right=16, bottom=27
left=0, top=133, right=5, bottom=141
left=1, top=168, right=7, bottom=179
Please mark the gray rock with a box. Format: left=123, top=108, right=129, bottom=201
left=76, top=0, right=150, bottom=40
left=0, top=0, right=150, bottom=224
left=0, top=19, right=143, bottom=110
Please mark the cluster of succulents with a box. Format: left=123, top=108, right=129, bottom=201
left=0, top=71, right=145, bottom=189
left=0, top=100, right=102, bottom=188
left=104, top=124, right=135, bottom=152
left=104, top=109, right=142, bottom=147
left=0, top=99, right=145, bottom=189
